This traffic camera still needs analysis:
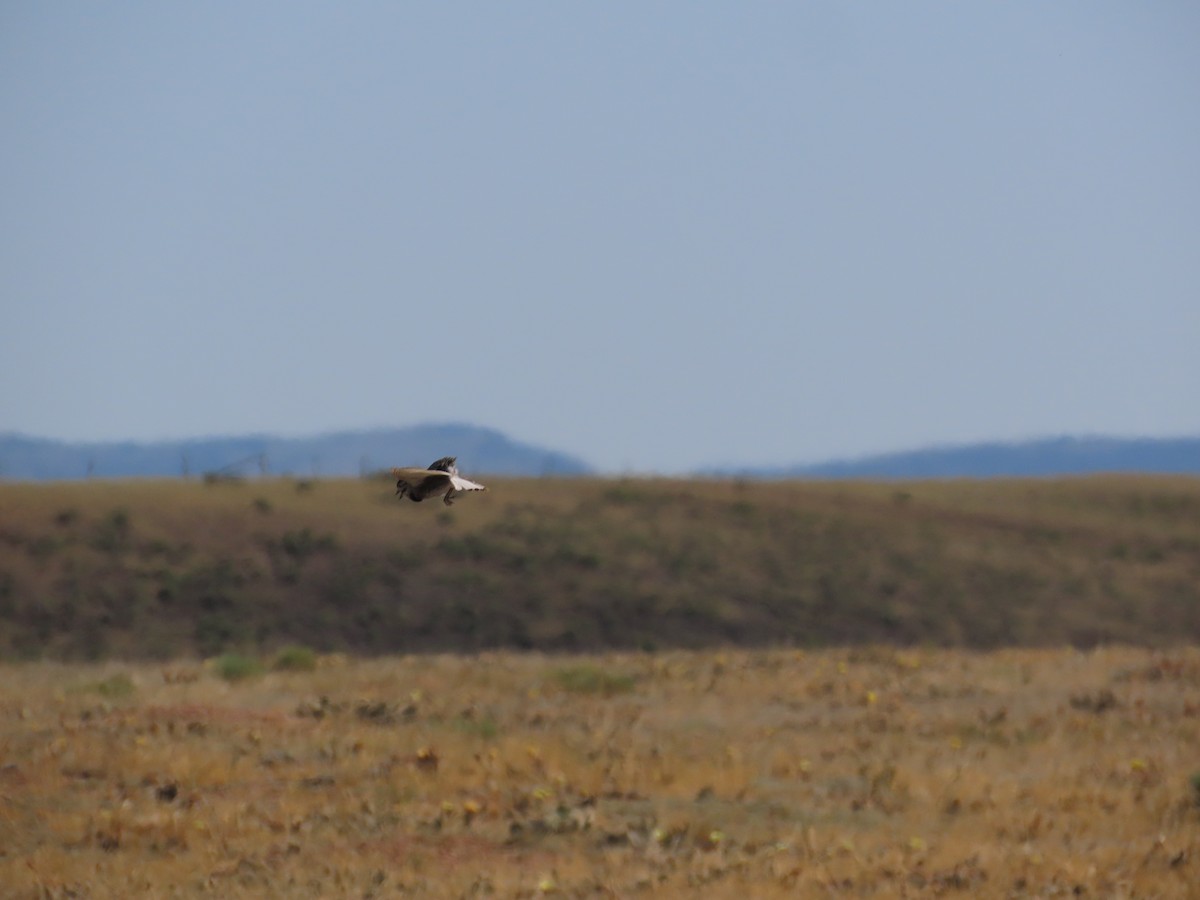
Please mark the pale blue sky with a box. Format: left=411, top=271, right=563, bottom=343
left=2, top=3, right=1197, bottom=473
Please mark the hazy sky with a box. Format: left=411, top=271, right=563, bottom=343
left=3, top=4, right=1197, bottom=473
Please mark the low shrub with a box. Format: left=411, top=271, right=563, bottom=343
left=272, top=644, right=318, bottom=672
left=213, top=653, right=263, bottom=682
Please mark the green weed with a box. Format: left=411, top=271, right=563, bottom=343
left=78, top=672, right=136, bottom=699
left=272, top=644, right=318, bottom=672
left=550, top=664, right=636, bottom=696
left=213, top=653, right=263, bottom=682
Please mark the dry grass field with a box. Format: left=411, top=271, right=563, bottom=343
left=3, top=646, right=1199, bottom=897
left=2, top=476, right=1198, bottom=895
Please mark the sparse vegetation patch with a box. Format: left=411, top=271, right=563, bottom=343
left=73, top=672, right=136, bottom=699
left=271, top=644, right=318, bottom=672
left=212, top=652, right=263, bottom=681
left=550, top=663, right=637, bottom=696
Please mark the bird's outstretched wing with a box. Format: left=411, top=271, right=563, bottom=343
left=427, top=456, right=458, bottom=474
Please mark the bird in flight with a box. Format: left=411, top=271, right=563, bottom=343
left=391, top=456, right=486, bottom=506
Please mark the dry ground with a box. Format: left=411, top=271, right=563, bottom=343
left=2, top=646, right=1199, bottom=897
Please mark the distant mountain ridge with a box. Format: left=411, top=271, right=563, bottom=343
left=2, top=431, right=1196, bottom=481
left=720, top=436, right=1200, bottom=479
left=0, top=424, right=592, bottom=480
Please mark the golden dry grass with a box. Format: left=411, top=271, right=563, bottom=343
left=3, top=646, right=1199, bottom=897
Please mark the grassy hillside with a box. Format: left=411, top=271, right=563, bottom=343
left=1, top=476, right=1198, bottom=660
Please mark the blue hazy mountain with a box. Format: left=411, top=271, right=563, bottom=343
left=3, top=431, right=1196, bottom=481
left=719, top=436, right=1200, bottom=479
left=0, top=424, right=592, bottom=480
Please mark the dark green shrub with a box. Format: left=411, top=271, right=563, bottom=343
left=280, top=528, right=337, bottom=560
left=194, top=613, right=244, bottom=656
left=90, top=508, right=131, bottom=554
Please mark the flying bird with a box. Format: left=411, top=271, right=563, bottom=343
left=391, top=456, right=486, bottom=506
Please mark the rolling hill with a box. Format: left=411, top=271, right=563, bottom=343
left=1, top=474, right=1197, bottom=660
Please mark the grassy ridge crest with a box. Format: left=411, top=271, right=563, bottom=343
left=0, top=475, right=1197, bottom=660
